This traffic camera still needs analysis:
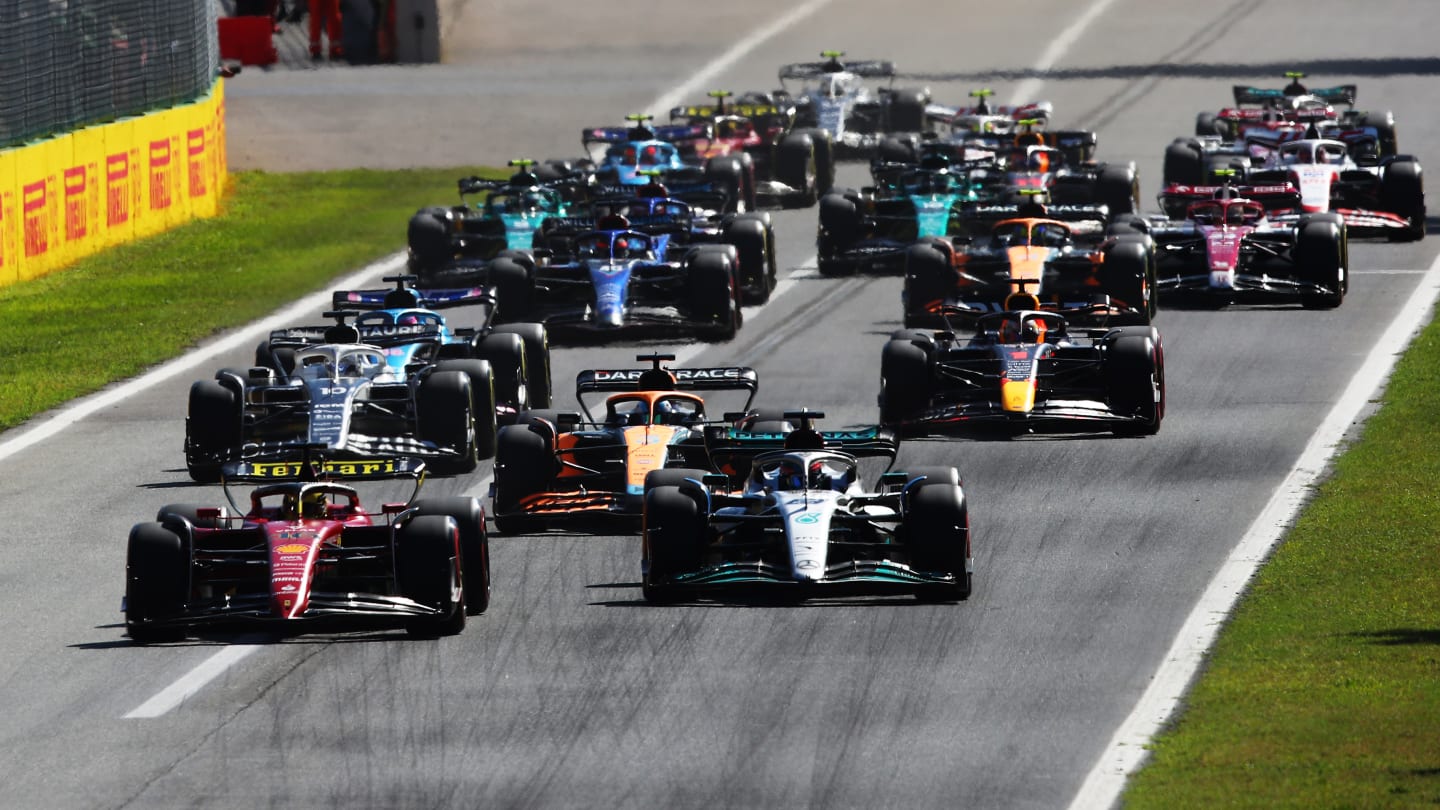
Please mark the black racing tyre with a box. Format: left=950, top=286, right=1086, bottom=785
left=775, top=130, right=818, bottom=207
left=1106, top=213, right=1151, bottom=237
left=492, top=424, right=553, bottom=533
left=253, top=341, right=297, bottom=376
left=1100, top=239, right=1155, bottom=323
left=411, top=497, right=490, bottom=615
left=433, top=360, right=499, bottom=459
left=1357, top=111, right=1398, bottom=156
left=472, top=333, right=526, bottom=411
left=879, top=339, right=932, bottom=424
left=1380, top=160, right=1425, bottom=242
left=1295, top=220, right=1347, bottom=309
left=887, top=88, right=929, bottom=132
left=705, top=155, right=748, bottom=213
left=125, top=522, right=190, bottom=643
left=487, top=257, right=535, bottom=323
left=1105, top=329, right=1164, bottom=435
left=642, top=486, right=706, bottom=604
left=724, top=215, right=774, bottom=305
left=905, top=483, right=971, bottom=601
left=877, top=135, right=918, bottom=165
left=642, top=468, right=710, bottom=514
left=396, top=515, right=466, bottom=637
left=902, top=242, right=956, bottom=327
left=491, top=322, right=552, bottom=408
left=1195, top=111, right=1226, bottom=138
left=417, top=370, right=480, bottom=474
left=185, top=379, right=241, bottom=483
left=818, top=193, right=862, bottom=276
left=686, top=247, right=740, bottom=341
left=1096, top=164, right=1139, bottom=217
left=407, top=207, right=453, bottom=267
left=802, top=128, right=836, bottom=195
left=1162, top=140, right=1203, bottom=188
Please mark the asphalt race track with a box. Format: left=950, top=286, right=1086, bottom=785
left=2, top=1, right=1437, bottom=807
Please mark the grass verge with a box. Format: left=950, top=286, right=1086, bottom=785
left=0, top=167, right=500, bottom=433
left=1123, top=323, right=1440, bottom=808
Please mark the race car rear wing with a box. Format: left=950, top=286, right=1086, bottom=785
left=703, top=414, right=899, bottom=480
left=779, top=60, right=895, bottom=80
left=331, top=285, right=495, bottom=312
left=669, top=102, right=785, bottom=120
left=582, top=124, right=710, bottom=147
left=222, top=455, right=428, bottom=482
left=576, top=365, right=759, bottom=395
left=1156, top=183, right=1301, bottom=219
left=1231, top=84, right=1356, bottom=107
left=266, top=320, right=447, bottom=349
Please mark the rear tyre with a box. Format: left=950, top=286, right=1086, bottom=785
left=185, top=379, right=241, bottom=483
left=1106, top=329, right=1164, bottom=435
left=887, top=88, right=928, bottom=132
left=471, top=333, right=526, bottom=412
left=705, top=156, right=749, bottom=213
left=906, top=483, right=971, bottom=601
left=642, top=486, right=705, bottom=604
left=397, top=515, right=466, bottom=637
left=1162, top=140, right=1203, bottom=188
left=724, top=215, right=774, bottom=305
left=417, top=370, right=480, bottom=474
left=407, top=207, right=453, bottom=269
left=491, top=323, right=552, bottom=408
left=1100, top=239, right=1154, bottom=322
left=818, top=193, right=862, bottom=276
left=411, top=497, right=490, bottom=615
left=126, top=523, right=190, bottom=643
left=775, top=131, right=818, bottom=207
left=1096, top=164, right=1139, bottom=217
left=492, top=424, right=553, bottom=534
left=1380, top=160, right=1425, bottom=242
left=902, top=242, right=956, bottom=327
left=1295, top=220, right=1348, bottom=308
left=879, top=339, right=932, bottom=424
left=686, top=247, right=740, bottom=341
left=487, top=257, right=534, bottom=323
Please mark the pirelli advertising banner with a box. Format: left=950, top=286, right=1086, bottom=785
left=0, top=79, right=226, bottom=286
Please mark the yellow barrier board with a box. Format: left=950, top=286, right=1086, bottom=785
left=0, top=79, right=227, bottom=286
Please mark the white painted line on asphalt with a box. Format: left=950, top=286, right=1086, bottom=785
left=644, top=0, right=837, bottom=118
left=1009, top=0, right=1119, bottom=106
left=1069, top=250, right=1440, bottom=809
left=0, top=252, right=408, bottom=465
left=124, top=643, right=263, bottom=719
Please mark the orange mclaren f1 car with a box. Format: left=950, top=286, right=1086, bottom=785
left=490, top=354, right=758, bottom=533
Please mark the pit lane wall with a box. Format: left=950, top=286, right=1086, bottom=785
left=0, top=80, right=227, bottom=287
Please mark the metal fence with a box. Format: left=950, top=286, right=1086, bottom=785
left=0, top=0, right=219, bottom=150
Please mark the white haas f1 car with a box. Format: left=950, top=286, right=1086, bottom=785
left=641, top=411, right=971, bottom=603
left=1240, top=138, right=1425, bottom=241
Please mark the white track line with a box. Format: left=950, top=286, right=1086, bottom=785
left=1009, top=0, right=1119, bottom=106
left=0, top=252, right=408, bottom=465
left=1069, top=251, right=1440, bottom=808
left=123, top=644, right=263, bottom=719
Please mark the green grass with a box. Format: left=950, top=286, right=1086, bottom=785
left=1123, top=324, right=1440, bottom=808
left=0, top=167, right=501, bottom=432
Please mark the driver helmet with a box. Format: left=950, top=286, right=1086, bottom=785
left=777, top=459, right=806, bottom=491
left=300, top=490, right=328, bottom=520
left=641, top=145, right=661, bottom=165
left=807, top=460, right=832, bottom=490
left=398, top=313, right=421, bottom=326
